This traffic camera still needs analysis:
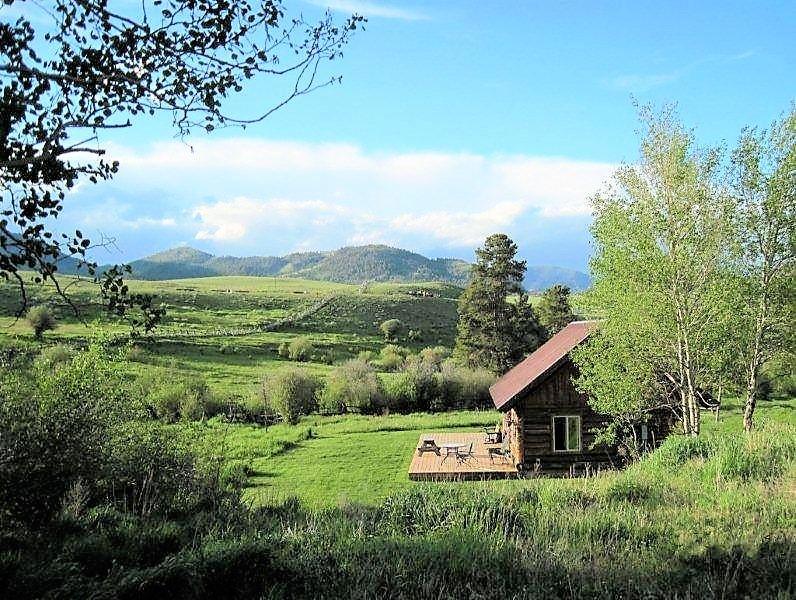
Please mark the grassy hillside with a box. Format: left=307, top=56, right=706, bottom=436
left=0, top=275, right=465, bottom=392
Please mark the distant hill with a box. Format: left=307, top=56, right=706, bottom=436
left=64, top=244, right=590, bottom=290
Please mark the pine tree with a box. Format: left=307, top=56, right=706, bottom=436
left=454, top=234, right=546, bottom=372
left=537, top=284, right=576, bottom=335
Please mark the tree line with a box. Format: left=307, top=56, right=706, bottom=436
left=574, top=105, right=793, bottom=436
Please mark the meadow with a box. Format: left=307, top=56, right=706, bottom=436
left=1, top=276, right=794, bottom=598
left=0, top=275, right=465, bottom=391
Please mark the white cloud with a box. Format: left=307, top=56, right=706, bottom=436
left=391, top=202, right=527, bottom=246
left=304, top=0, right=428, bottom=20
left=193, top=197, right=347, bottom=241
left=81, top=138, right=615, bottom=260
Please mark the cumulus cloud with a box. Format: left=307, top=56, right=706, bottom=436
left=193, top=197, right=347, bottom=241
left=70, top=137, right=615, bottom=266
left=390, top=202, right=527, bottom=246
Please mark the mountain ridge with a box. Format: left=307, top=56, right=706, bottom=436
left=73, top=244, right=590, bottom=291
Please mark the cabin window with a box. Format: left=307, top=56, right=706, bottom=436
left=553, top=415, right=581, bottom=452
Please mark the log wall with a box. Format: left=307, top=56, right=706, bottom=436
left=513, top=359, right=618, bottom=473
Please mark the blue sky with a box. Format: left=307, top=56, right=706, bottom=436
left=45, top=0, right=795, bottom=271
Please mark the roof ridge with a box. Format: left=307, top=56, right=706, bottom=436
left=489, top=320, right=596, bottom=410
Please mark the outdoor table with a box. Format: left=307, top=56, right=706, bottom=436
left=417, top=439, right=440, bottom=456
left=440, top=442, right=466, bottom=462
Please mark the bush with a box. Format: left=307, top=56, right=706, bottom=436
left=277, top=341, right=290, bottom=358
left=382, top=355, right=438, bottom=412
left=124, top=344, right=150, bottom=363
left=102, top=423, right=215, bottom=516
left=0, top=344, right=130, bottom=526
left=376, top=344, right=406, bottom=372
left=219, top=341, right=238, bottom=355
left=357, top=350, right=375, bottom=364
left=318, top=359, right=381, bottom=414
left=433, top=363, right=495, bottom=411
left=26, top=305, right=57, bottom=341
left=262, top=369, right=319, bottom=424
left=144, top=375, right=219, bottom=423
left=419, top=345, right=451, bottom=367
left=287, top=337, right=313, bottom=362
left=34, top=344, right=73, bottom=370
left=379, top=319, right=402, bottom=341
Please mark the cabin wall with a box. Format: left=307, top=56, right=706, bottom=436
left=502, top=408, right=523, bottom=467
left=513, top=359, right=617, bottom=473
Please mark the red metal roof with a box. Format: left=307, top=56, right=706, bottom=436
left=489, top=320, right=598, bottom=411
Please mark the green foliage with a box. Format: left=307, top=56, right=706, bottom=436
left=318, top=359, right=382, bottom=414
left=434, top=362, right=495, bottom=410
left=379, top=318, right=402, bottom=341
left=33, top=343, right=73, bottom=370
left=262, top=368, right=319, bottom=425
left=536, top=284, right=576, bottom=335
left=454, top=234, right=546, bottom=372
left=419, top=345, right=451, bottom=367
left=575, top=106, right=736, bottom=435
left=287, top=336, right=314, bottom=362
left=26, top=305, right=56, bottom=340
left=277, top=341, right=290, bottom=358
left=143, top=374, right=222, bottom=423
left=124, top=343, right=150, bottom=363
left=376, top=344, right=406, bottom=372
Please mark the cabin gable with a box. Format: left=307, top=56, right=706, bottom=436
left=510, top=358, right=615, bottom=473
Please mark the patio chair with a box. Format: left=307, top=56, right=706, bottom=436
left=483, top=425, right=502, bottom=445
left=455, top=442, right=474, bottom=463
left=488, top=439, right=512, bottom=464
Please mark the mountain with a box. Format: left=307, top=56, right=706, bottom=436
left=522, top=265, right=592, bottom=293
left=71, top=244, right=590, bottom=290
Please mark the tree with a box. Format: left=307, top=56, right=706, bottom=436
left=730, top=108, right=796, bottom=432
left=0, top=1, right=362, bottom=320
left=26, top=305, right=56, bottom=341
left=537, top=284, right=576, bottom=335
left=574, top=106, right=735, bottom=437
left=454, top=234, right=546, bottom=373
left=262, top=368, right=318, bottom=425
left=379, top=319, right=402, bottom=341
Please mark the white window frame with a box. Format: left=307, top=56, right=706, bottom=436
left=552, top=415, right=582, bottom=453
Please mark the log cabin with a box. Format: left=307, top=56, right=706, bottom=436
left=489, top=320, right=673, bottom=475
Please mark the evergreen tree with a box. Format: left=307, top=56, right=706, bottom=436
left=537, top=284, right=577, bottom=335
left=454, top=234, right=546, bottom=372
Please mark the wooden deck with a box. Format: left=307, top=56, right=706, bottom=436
left=408, top=432, right=518, bottom=481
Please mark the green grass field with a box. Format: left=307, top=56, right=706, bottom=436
left=184, top=396, right=795, bottom=508
left=0, top=275, right=468, bottom=393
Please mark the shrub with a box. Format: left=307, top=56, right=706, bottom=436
left=262, top=368, right=319, bottom=424
left=318, top=359, right=381, bottom=414
left=379, top=319, right=402, bottom=341
left=357, top=350, right=375, bottom=364
left=287, top=337, right=313, bottom=362
left=433, top=363, right=495, bottom=411
left=419, top=345, right=451, bottom=367
left=34, top=344, right=73, bottom=370
left=145, top=375, right=218, bottom=423
left=26, top=305, right=57, bottom=341
left=384, top=355, right=437, bottom=412
left=102, top=422, right=214, bottom=516
left=377, top=344, right=406, bottom=372
left=0, top=343, right=129, bottom=526
left=219, top=341, right=238, bottom=355
left=277, top=341, right=290, bottom=358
